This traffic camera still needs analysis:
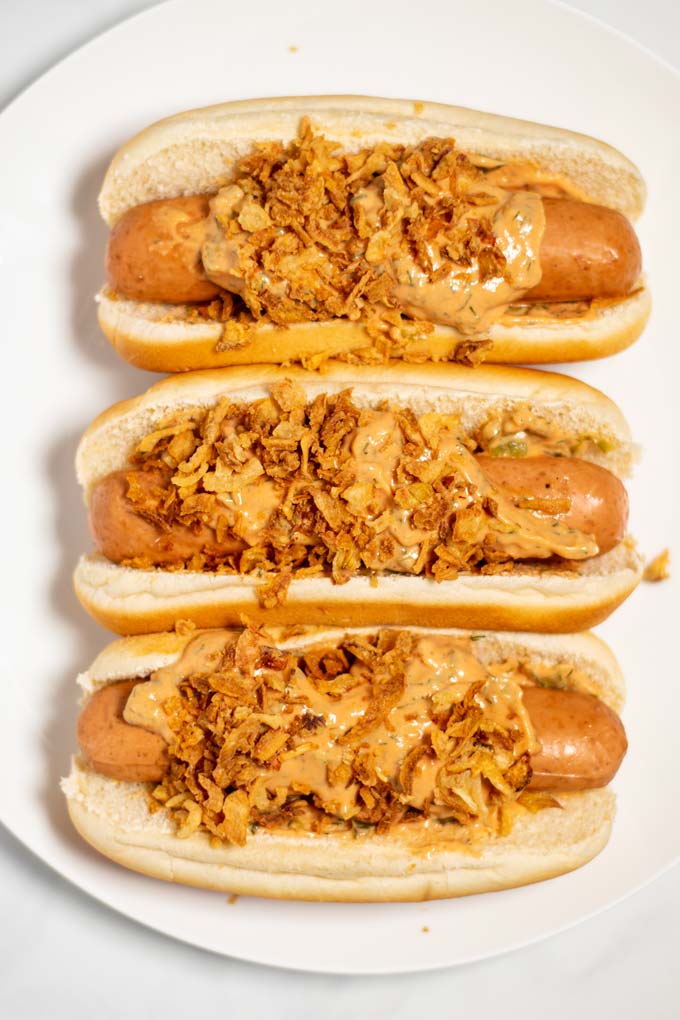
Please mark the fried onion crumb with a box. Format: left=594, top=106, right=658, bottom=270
left=194, top=121, right=529, bottom=364
left=122, top=385, right=595, bottom=604
left=146, top=629, right=562, bottom=848
left=643, top=548, right=670, bottom=582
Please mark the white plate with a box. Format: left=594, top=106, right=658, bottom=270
left=2, top=0, right=679, bottom=975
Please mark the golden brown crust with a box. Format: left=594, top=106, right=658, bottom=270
left=73, top=547, right=642, bottom=637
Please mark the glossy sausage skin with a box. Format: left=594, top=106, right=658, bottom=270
left=477, top=455, right=628, bottom=555
left=89, top=457, right=627, bottom=567
left=526, top=198, right=641, bottom=302
left=77, top=680, right=168, bottom=783
left=106, top=195, right=220, bottom=304
left=78, top=682, right=626, bottom=790
left=523, top=686, right=627, bottom=791
left=106, top=196, right=641, bottom=306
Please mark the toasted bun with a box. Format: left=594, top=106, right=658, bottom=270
left=97, top=95, right=649, bottom=370
left=63, top=626, right=622, bottom=900
left=74, top=363, right=641, bottom=636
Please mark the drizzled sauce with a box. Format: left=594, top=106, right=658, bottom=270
left=347, top=410, right=595, bottom=565
left=124, top=631, right=540, bottom=819
left=479, top=160, right=590, bottom=203
left=216, top=478, right=281, bottom=546
left=124, top=631, right=233, bottom=742
left=387, top=191, right=545, bottom=333
left=350, top=412, right=404, bottom=502
left=201, top=185, right=250, bottom=294
left=199, top=161, right=549, bottom=334
left=187, top=406, right=597, bottom=566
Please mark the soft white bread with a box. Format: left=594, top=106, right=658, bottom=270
left=77, top=361, right=634, bottom=490
left=97, top=95, right=649, bottom=369
left=74, top=362, right=642, bottom=636
left=100, top=97, right=646, bottom=225
left=74, top=543, right=641, bottom=637
left=65, top=766, right=614, bottom=901
left=63, top=626, right=622, bottom=900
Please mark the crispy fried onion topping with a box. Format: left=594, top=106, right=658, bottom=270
left=197, top=120, right=520, bottom=352
left=122, top=382, right=585, bottom=603
left=148, top=629, right=559, bottom=845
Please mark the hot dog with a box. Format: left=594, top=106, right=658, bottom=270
left=89, top=455, right=627, bottom=567
left=74, top=362, right=642, bottom=636
left=77, top=679, right=625, bottom=792
left=63, top=625, right=627, bottom=900
left=106, top=196, right=640, bottom=308
left=96, top=96, right=649, bottom=372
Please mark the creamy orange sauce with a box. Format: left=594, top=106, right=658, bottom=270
left=216, top=478, right=282, bottom=546
left=198, top=159, right=551, bottom=334
left=349, top=411, right=404, bottom=501
left=125, top=632, right=540, bottom=821
left=435, top=430, right=597, bottom=559
left=388, top=190, right=545, bottom=333
left=146, top=204, right=209, bottom=273
left=180, top=406, right=598, bottom=564
left=124, top=631, right=233, bottom=742
left=194, top=420, right=283, bottom=543
left=478, top=160, right=591, bottom=203
left=201, top=186, right=250, bottom=293
left=347, top=411, right=596, bottom=564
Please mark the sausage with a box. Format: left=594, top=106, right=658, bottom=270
left=106, top=196, right=220, bottom=304
left=89, top=457, right=627, bottom=567
left=78, top=682, right=626, bottom=790
left=77, top=680, right=168, bottom=782
left=106, top=196, right=640, bottom=306
left=523, top=686, right=627, bottom=791
left=89, top=468, right=244, bottom=565
left=477, top=455, right=628, bottom=555
left=526, top=198, right=641, bottom=302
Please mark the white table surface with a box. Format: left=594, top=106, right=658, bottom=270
left=2, top=1, right=678, bottom=1014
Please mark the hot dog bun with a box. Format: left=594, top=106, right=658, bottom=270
left=73, top=361, right=642, bottom=636
left=96, top=95, right=649, bottom=371
left=62, top=626, right=623, bottom=900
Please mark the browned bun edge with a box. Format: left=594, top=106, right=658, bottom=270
left=63, top=626, right=621, bottom=900
left=100, top=95, right=645, bottom=225
left=96, top=285, right=651, bottom=372
left=76, top=361, right=635, bottom=494
left=73, top=543, right=642, bottom=637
